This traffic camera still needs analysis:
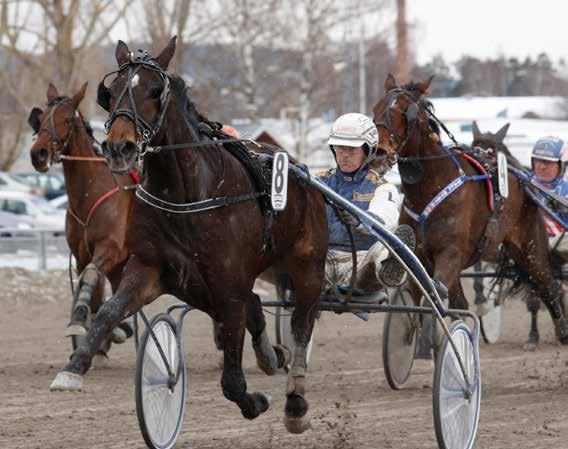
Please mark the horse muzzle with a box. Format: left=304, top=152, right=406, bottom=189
left=101, top=139, right=138, bottom=174
left=31, top=147, right=51, bottom=172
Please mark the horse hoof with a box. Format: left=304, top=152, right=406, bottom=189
left=274, top=344, right=291, bottom=370
left=241, top=392, right=271, bottom=420
left=65, top=324, right=87, bottom=338
left=92, top=353, right=109, bottom=369
left=284, top=415, right=312, bottom=434
left=50, top=371, right=83, bottom=392
left=110, top=326, right=127, bottom=344
left=523, top=342, right=537, bottom=352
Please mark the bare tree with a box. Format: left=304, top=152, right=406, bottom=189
left=0, top=0, right=135, bottom=169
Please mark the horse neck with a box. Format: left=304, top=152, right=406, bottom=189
left=144, top=106, right=220, bottom=202
left=62, top=116, right=119, bottom=216
left=401, top=129, right=462, bottom=210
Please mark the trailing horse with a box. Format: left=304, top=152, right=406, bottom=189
left=49, top=37, right=327, bottom=433
left=372, top=74, right=568, bottom=349
left=471, top=121, right=560, bottom=349
left=28, top=84, right=137, bottom=361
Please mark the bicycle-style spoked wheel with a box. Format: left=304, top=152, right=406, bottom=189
left=433, top=320, right=480, bottom=449
left=382, top=286, right=419, bottom=390
left=136, top=313, right=186, bottom=449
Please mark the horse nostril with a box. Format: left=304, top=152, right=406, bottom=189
left=123, top=141, right=136, bottom=155
left=101, top=140, right=112, bottom=156
left=39, top=148, right=48, bottom=161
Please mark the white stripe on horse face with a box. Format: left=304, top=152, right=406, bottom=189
left=131, top=74, right=139, bottom=88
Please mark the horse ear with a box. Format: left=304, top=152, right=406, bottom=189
left=28, top=107, right=43, bottom=134
left=417, top=75, right=434, bottom=95
left=97, top=82, right=111, bottom=112
left=156, top=36, right=177, bottom=70
left=116, top=40, right=130, bottom=66
left=384, top=73, right=397, bottom=92
left=71, top=82, right=88, bottom=110
left=472, top=121, right=482, bottom=140
left=47, top=83, right=59, bottom=103
left=495, top=123, right=510, bottom=142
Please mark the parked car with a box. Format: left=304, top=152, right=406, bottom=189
left=0, top=210, right=35, bottom=236
left=49, top=194, right=68, bottom=211
left=0, top=172, right=44, bottom=196
left=14, top=172, right=66, bottom=200
left=0, top=191, right=65, bottom=233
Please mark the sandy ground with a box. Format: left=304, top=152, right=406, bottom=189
left=1, top=267, right=568, bottom=449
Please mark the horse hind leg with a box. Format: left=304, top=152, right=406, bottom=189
left=220, top=297, right=270, bottom=420
left=282, top=270, right=321, bottom=434
left=524, top=290, right=540, bottom=351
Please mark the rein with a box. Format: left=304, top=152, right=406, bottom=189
left=100, top=56, right=272, bottom=219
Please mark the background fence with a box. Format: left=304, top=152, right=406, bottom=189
left=0, top=229, right=69, bottom=270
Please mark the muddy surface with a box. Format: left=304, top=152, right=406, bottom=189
left=1, top=268, right=568, bottom=449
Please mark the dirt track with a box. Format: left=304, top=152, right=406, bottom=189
left=1, top=268, right=568, bottom=449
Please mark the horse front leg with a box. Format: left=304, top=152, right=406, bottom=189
left=248, top=292, right=291, bottom=375
left=50, top=256, right=161, bottom=391
left=220, top=297, right=270, bottom=419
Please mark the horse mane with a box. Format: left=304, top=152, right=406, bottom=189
left=169, top=75, right=209, bottom=128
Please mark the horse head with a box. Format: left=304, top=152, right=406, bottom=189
left=99, top=37, right=177, bottom=174
left=471, top=121, right=510, bottom=151
left=372, top=74, right=435, bottom=184
left=28, top=82, right=87, bottom=172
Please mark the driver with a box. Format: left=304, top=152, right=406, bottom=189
left=317, top=113, right=415, bottom=297
left=531, top=136, right=568, bottom=260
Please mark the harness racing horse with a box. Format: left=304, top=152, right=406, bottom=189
left=50, top=37, right=327, bottom=433
left=28, top=84, right=136, bottom=361
left=372, top=74, right=568, bottom=349
left=471, top=121, right=556, bottom=349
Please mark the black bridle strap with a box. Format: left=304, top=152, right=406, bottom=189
left=135, top=185, right=265, bottom=214
left=37, top=99, right=75, bottom=163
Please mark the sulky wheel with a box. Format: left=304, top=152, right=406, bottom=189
left=274, top=280, right=314, bottom=372
left=382, top=286, right=419, bottom=390
left=136, top=313, right=186, bottom=449
left=433, top=320, right=480, bottom=449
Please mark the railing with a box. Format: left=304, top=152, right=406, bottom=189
left=0, top=228, right=68, bottom=270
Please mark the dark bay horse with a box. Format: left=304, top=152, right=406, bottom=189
left=50, top=37, right=327, bottom=433
left=471, top=121, right=554, bottom=349
left=28, top=83, right=136, bottom=360
left=372, top=74, right=568, bottom=348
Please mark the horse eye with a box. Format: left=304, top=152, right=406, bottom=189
left=148, top=86, right=163, bottom=99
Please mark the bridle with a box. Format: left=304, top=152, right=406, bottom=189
left=373, top=88, right=422, bottom=157
left=374, top=87, right=464, bottom=164
left=36, top=99, right=76, bottom=164
left=98, top=49, right=173, bottom=157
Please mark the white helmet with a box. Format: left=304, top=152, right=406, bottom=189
left=328, top=113, right=379, bottom=159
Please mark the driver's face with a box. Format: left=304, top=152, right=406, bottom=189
left=335, top=145, right=366, bottom=173
left=534, top=159, right=561, bottom=183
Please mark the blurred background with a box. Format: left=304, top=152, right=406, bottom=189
left=1, top=0, right=568, bottom=267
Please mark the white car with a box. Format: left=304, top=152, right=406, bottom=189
left=49, top=194, right=68, bottom=211
left=0, top=191, right=65, bottom=232
left=0, top=172, right=44, bottom=195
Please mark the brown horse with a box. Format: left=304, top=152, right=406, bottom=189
left=28, top=84, right=136, bottom=359
left=471, top=121, right=552, bottom=349
left=372, top=74, right=568, bottom=349
left=50, top=37, right=327, bottom=433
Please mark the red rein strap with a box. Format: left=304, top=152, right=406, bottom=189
left=68, top=187, right=120, bottom=228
